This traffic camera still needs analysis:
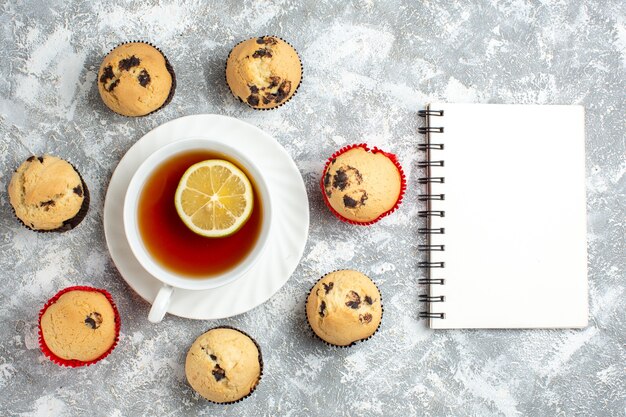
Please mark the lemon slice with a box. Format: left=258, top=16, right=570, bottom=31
left=174, top=159, right=254, bottom=238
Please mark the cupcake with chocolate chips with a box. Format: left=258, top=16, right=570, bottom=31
left=306, top=270, right=383, bottom=347
left=226, top=36, right=302, bottom=109
left=185, top=327, right=262, bottom=404
left=97, top=42, right=175, bottom=116
left=38, top=286, right=120, bottom=367
left=8, top=155, right=89, bottom=232
left=321, top=144, right=406, bottom=225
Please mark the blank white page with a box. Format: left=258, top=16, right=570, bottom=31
left=425, top=103, right=588, bottom=329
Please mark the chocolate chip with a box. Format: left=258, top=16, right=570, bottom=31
left=210, top=354, right=217, bottom=361
left=27, top=156, right=35, bottom=162
left=264, top=37, right=278, bottom=45
left=331, top=159, right=336, bottom=164
left=319, top=300, right=326, bottom=317
left=118, top=55, right=140, bottom=71
left=332, top=169, right=349, bottom=191
left=99, top=65, right=115, bottom=84
left=40, top=200, right=55, bottom=208
left=278, top=80, right=291, bottom=97
left=252, top=48, right=272, bottom=58
left=344, top=190, right=368, bottom=208
left=364, top=296, right=373, bottom=305
left=343, top=195, right=358, bottom=208
left=84, top=312, right=103, bottom=329
left=332, top=167, right=362, bottom=191
left=345, top=291, right=361, bottom=309
left=323, top=282, right=334, bottom=294
left=359, top=313, right=373, bottom=324
left=212, top=364, right=226, bottom=381
left=256, top=37, right=266, bottom=44
left=324, top=172, right=331, bottom=188
left=274, top=81, right=291, bottom=103
left=249, top=85, right=259, bottom=94
left=73, top=185, right=83, bottom=197
left=247, top=95, right=259, bottom=106
left=268, top=76, right=280, bottom=89
left=37, top=156, right=44, bottom=163
left=137, top=69, right=150, bottom=87
left=107, top=79, right=120, bottom=92
left=262, top=97, right=270, bottom=105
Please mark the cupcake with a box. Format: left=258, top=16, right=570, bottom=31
left=306, top=270, right=383, bottom=347
left=321, top=144, right=406, bottom=225
left=38, top=286, right=120, bottom=367
left=185, top=327, right=262, bottom=404
left=97, top=42, right=175, bottom=116
left=226, top=36, right=302, bottom=109
left=8, top=155, right=89, bottom=232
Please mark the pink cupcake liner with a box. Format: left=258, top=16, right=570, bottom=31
left=38, top=286, right=121, bottom=368
left=320, top=143, right=407, bottom=226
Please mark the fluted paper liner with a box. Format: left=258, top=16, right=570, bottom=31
left=38, top=286, right=121, bottom=368
left=320, top=143, right=407, bottom=226
left=225, top=35, right=303, bottom=110
left=305, top=270, right=384, bottom=348
left=11, top=157, right=90, bottom=233
left=187, top=326, right=263, bottom=405
left=99, top=40, right=176, bottom=117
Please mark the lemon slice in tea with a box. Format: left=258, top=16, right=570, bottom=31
left=174, top=159, right=254, bottom=238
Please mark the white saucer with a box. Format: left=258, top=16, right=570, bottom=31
left=103, top=114, right=309, bottom=320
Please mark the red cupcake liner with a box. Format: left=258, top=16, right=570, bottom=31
left=320, top=143, right=407, bottom=226
left=38, top=286, right=121, bottom=368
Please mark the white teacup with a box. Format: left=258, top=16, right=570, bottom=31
left=124, top=138, right=272, bottom=323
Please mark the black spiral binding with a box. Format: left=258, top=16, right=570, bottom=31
left=418, top=160, right=444, bottom=167
left=418, top=244, right=444, bottom=251
left=417, top=194, right=445, bottom=201
left=417, top=107, right=446, bottom=321
left=418, top=211, right=444, bottom=218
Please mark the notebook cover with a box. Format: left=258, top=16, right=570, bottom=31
left=424, top=103, right=588, bottom=329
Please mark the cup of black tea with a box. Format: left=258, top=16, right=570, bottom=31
left=124, top=138, right=273, bottom=323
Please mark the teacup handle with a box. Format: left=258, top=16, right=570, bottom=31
left=148, top=284, right=174, bottom=323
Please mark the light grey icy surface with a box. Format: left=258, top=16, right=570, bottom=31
left=1, top=1, right=625, bottom=416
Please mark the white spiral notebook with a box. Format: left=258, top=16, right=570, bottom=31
left=418, top=103, right=588, bottom=329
